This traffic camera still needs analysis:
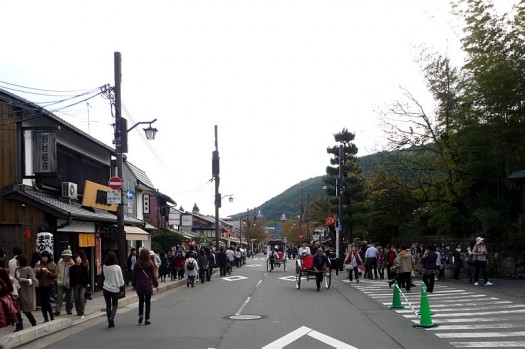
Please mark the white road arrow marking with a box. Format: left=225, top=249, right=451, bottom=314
left=262, top=326, right=357, bottom=349
left=221, top=275, right=248, bottom=281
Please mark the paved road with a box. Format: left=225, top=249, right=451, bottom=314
left=7, top=256, right=525, bottom=349
left=345, top=276, right=525, bottom=348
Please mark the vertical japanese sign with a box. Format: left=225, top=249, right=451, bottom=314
left=33, top=131, right=57, bottom=174
left=95, top=235, right=102, bottom=275
left=143, top=194, right=150, bottom=214
left=36, top=232, right=54, bottom=256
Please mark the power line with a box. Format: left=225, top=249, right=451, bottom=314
left=0, top=79, right=102, bottom=94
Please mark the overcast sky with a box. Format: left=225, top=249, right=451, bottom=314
left=1, top=0, right=517, bottom=218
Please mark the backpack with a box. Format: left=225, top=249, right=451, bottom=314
left=186, top=258, right=195, bottom=271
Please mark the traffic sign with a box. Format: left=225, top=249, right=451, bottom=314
left=107, top=190, right=121, bottom=204
left=108, top=176, right=123, bottom=190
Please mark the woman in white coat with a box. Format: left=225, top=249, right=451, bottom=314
left=344, top=246, right=362, bottom=283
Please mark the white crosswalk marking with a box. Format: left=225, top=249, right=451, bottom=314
left=348, top=279, right=525, bottom=348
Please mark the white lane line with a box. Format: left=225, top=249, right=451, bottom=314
left=256, top=280, right=263, bottom=288
left=437, top=330, right=525, bottom=338
left=402, top=308, right=525, bottom=318
left=395, top=304, right=525, bottom=313
left=382, top=301, right=511, bottom=307
left=372, top=294, right=489, bottom=300
left=367, top=292, right=474, bottom=298
left=411, top=316, right=522, bottom=324
left=235, top=297, right=251, bottom=316
left=427, top=323, right=525, bottom=330
left=451, top=341, right=525, bottom=347
left=262, top=326, right=312, bottom=349
left=307, top=330, right=358, bottom=349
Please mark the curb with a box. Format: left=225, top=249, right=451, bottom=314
left=0, top=279, right=186, bottom=349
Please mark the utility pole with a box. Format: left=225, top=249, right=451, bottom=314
left=213, top=125, right=220, bottom=251
left=299, top=188, right=304, bottom=241
left=337, top=144, right=343, bottom=266
left=114, top=52, right=127, bottom=296
left=305, top=193, right=309, bottom=243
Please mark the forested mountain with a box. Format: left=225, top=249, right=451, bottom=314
left=230, top=152, right=380, bottom=223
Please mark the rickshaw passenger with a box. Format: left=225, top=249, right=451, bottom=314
left=297, top=241, right=311, bottom=258
left=310, top=241, right=321, bottom=255
left=313, top=249, right=330, bottom=292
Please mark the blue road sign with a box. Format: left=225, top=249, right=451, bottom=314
left=274, top=225, right=281, bottom=233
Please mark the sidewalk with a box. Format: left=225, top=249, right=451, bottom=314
left=0, top=278, right=185, bottom=349
left=436, top=277, right=525, bottom=298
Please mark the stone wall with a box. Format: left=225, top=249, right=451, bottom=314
left=490, top=252, right=525, bottom=279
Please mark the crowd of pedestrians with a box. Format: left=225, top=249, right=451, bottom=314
left=0, top=236, right=495, bottom=332
left=342, top=236, right=494, bottom=292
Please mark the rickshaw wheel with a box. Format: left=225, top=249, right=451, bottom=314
left=324, top=268, right=332, bottom=289
left=295, top=265, right=301, bottom=289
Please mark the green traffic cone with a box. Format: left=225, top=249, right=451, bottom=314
left=418, top=284, right=434, bottom=316
left=389, top=281, right=404, bottom=309
left=414, top=283, right=438, bottom=328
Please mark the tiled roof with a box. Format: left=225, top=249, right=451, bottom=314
left=25, top=190, right=117, bottom=222
left=126, top=162, right=155, bottom=189
left=20, top=189, right=143, bottom=225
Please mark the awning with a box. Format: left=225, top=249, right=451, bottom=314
left=125, top=225, right=149, bottom=241
left=57, top=220, right=96, bottom=233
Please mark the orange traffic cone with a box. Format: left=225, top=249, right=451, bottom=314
left=389, top=281, right=404, bottom=309
left=414, top=284, right=438, bottom=328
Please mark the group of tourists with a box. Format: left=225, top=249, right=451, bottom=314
left=0, top=247, right=91, bottom=332
left=0, top=245, right=161, bottom=331
left=342, top=236, right=493, bottom=292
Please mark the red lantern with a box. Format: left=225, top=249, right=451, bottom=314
left=23, top=228, right=31, bottom=240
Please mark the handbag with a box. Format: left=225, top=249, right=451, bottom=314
left=84, top=286, right=92, bottom=300
left=344, top=263, right=353, bottom=270
left=118, top=285, right=125, bottom=299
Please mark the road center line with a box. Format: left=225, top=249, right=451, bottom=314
left=235, top=297, right=251, bottom=316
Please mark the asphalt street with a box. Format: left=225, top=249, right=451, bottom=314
left=11, top=256, right=525, bottom=349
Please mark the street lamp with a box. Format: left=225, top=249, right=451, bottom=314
left=127, top=119, right=158, bottom=140
left=113, top=52, right=158, bottom=296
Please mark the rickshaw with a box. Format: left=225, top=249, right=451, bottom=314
left=266, top=239, right=287, bottom=272
left=295, top=253, right=331, bottom=290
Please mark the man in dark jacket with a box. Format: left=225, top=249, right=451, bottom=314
left=312, top=249, right=330, bottom=292
left=216, top=247, right=227, bottom=277
left=420, top=245, right=438, bottom=293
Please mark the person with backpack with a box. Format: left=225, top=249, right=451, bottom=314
left=185, top=254, right=198, bottom=287
left=268, top=247, right=278, bottom=272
